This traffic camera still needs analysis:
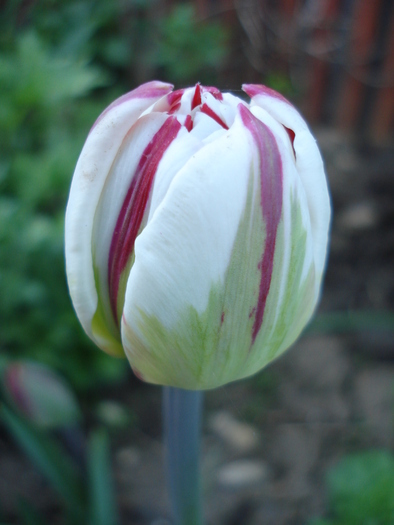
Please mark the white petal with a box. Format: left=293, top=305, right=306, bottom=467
left=250, top=105, right=294, bottom=159
left=200, top=92, right=236, bottom=128
left=121, top=115, right=253, bottom=348
left=147, top=128, right=203, bottom=222
left=190, top=111, right=223, bottom=140
left=293, top=129, right=331, bottom=278
left=65, top=82, right=173, bottom=345
left=222, top=92, right=247, bottom=112
left=248, top=90, right=330, bottom=278
left=91, top=113, right=170, bottom=337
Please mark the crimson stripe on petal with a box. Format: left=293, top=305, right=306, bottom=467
left=167, top=89, right=184, bottom=107
left=202, top=86, right=223, bottom=100
left=239, top=104, right=283, bottom=344
left=168, top=103, right=181, bottom=115
left=200, top=103, right=229, bottom=129
left=284, top=125, right=296, bottom=158
left=184, top=114, right=193, bottom=132
left=191, top=84, right=202, bottom=109
left=108, top=117, right=182, bottom=324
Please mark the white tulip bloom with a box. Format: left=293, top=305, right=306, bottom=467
left=65, top=81, right=330, bottom=389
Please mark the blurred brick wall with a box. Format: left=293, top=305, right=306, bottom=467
left=169, top=0, right=394, bottom=143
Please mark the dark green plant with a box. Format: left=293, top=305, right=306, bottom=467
left=308, top=450, right=394, bottom=525
left=0, top=27, right=127, bottom=389
left=150, top=3, right=228, bottom=84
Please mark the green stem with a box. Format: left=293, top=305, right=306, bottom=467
left=163, top=387, right=204, bottom=525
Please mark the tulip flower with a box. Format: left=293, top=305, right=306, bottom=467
left=65, top=81, right=330, bottom=390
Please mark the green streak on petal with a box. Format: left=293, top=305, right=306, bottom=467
left=123, top=172, right=266, bottom=389
left=272, top=201, right=316, bottom=354
left=91, top=311, right=124, bottom=357
left=123, top=296, right=223, bottom=389
left=212, top=169, right=266, bottom=382
left=90, top=223, right=139, bottom=357
left=246, top=187, right=316, bottom=376
left=117, top=252, right=135, bottom=324
left=91, top=265, right=124, bottom=358
left=122, top=176, right=316, bottom=389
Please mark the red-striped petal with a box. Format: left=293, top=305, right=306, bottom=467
left=239, top=104, right=283, bottom=344
left=200, top=103, right=229, bottom=130
left=108, top=117, right=182, bottom=323
left=242, top=84, right=293, bottom=106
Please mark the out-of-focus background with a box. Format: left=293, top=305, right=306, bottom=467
left=0, top=1, right=393, bottom=524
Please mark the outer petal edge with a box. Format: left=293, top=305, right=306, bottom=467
left=65, top=82, right=173, bottom=354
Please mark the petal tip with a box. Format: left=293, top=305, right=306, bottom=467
left=91, top=81, right=174, bottom=132
left=242, top=84, right=293, bottom=106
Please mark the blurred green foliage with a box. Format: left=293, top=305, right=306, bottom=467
left=308, top=450, right=394, bottom=525
left=1, top=402, right=119, bottom=525
left=0, top=0, right=228, bottom=390
left=151, top=4, right=228, bottom=84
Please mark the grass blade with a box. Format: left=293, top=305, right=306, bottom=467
left=0, top=405, right=85, bottom=522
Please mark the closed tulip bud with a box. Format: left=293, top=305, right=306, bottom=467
left=1, top=361, right=81, bottom=428
left=65, top=81, right=330, bottom=390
